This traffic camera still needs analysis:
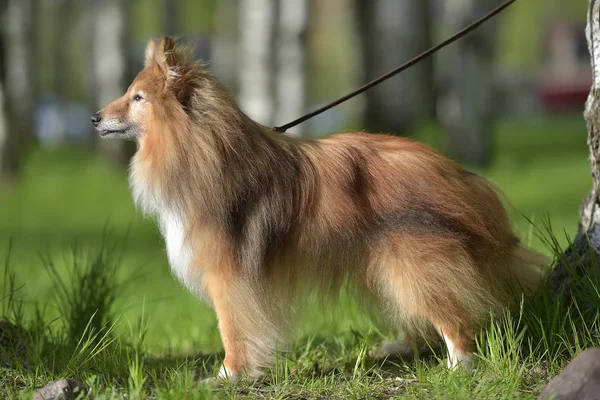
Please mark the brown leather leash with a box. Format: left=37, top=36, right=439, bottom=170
left=272, top=0, right=517, bottom=133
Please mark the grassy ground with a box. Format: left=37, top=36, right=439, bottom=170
left=1, top=114, right=598, bottom=399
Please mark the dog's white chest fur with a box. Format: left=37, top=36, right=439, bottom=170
left=130, top=159, right=202, bottom=297
left=160, top=211, right=192, bottom=288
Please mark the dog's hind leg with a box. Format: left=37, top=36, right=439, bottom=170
left=433, top=316, right=475, bottom=369
left=388, top=303, right=475, bottom=369
left=371, top=234, right=490, bottom=370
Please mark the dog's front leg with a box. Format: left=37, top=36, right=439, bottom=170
left=203, top=271, right=246, bottom=382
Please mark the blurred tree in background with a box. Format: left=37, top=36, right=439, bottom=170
left=92, top=0, right=133, bottom=166
left=274, top=0, right=308, bottom=136
left=237, top=0, right=277, bottom=127
left=437, top=0, right=503, bottom=167
left=0, top=0, right=592, bottom=184
left=163, top=0, right=179, bottom=36
left=236, top=0, right=308, bottom=135
left=0, top=0, right=36, bottom=183
left=355, top=0, right=433, bottom=136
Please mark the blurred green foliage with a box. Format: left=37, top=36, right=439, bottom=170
left=132, top=0, right=217, bottom=40
left=498, top=0, right=588, bottom=71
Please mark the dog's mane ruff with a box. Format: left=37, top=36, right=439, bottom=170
left=131, top=42, right=319, bottom=281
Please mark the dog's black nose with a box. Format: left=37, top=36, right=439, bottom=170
left=91, top=113, right=102, bottom=127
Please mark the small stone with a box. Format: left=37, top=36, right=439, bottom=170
left=539, top=348, right=600, bottom=400
left=32, top=379, right=88, bottom=400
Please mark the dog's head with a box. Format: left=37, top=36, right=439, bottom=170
left=92, top=37, right=195, bottom=140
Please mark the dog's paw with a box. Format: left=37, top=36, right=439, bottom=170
left=199, top=365, right=240, bottom=388
left=217, top=365, right=239, bottom=382
left=446, top=353, right=476, bottom=371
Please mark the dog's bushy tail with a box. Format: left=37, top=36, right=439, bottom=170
left=464, top=171, right=550, bottom=302
left=505, top=242, right=550, bottom=296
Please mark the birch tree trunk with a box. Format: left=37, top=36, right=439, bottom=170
left=213, top=0, right=239, bottom=92
left=54, top=0, right=74, bottom=97
left=163, top=0, right=178, bottom=36
left=238, top=0, right=276, bottom=127
left=437, top=0, right=501, bottom=168
left=355, top=0, right=433, bottom=135
left=0, top=0, right=36, bottom=183
left=91, top=0, right=132, bottom=166
left=235, top=0, right=308, bottom=134
left=0, top=80, right=10, bottom=183
left=0, top=31, right=9, bottom=183
left=274, top=0, right=308, bottom=136
left=552, top=0, right=600, bottom=308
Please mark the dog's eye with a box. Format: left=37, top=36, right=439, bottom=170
left=133, top=94, right=143, bottom=102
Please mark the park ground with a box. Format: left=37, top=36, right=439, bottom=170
left=1, top=114, right=599, bottom=399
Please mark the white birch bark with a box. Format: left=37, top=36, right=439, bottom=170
left=55, top=0, right=74, bottom=96
left=163, top=0, right=178, bottom=36
left=0, top=81, right=9, bottom=180
left=92, top=0, right=129, bottom=165
left=552, top=0, right=600, bottom=298
left=213, top=0, right=239, bottom=91
left=238, top=0, right=276, bottom=126
left=274, top=0, right=308, bottom=136
left=92, top=0, right=126, bottom=114
left=4, top=0, right=35, bottom=120
left=581, top=0, right=600, bottom=231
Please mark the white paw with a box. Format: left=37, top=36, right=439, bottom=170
left=446, top=352, right=474, bottom=370
left=443, top=335, right=474, bottom=370
left=217, top=365, right=239, bottom=382
left=199, top=365, right=240, bottom=387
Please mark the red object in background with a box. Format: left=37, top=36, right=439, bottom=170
left=538, top=21, right=592, bottom=112
left=540, top=80, right=590, bottom=112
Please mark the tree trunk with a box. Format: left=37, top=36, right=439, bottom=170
left=91, top=0, right=132, bottom=166
left=437, top=0, right=500, bottom=168
left=274, top=0, right=308, bottom=136
left=54, top=0, right=74, bottom=97
left=0, top=0, right=36, bottom=183
left=355, top=0, right=433, bottom=135
left=552, top=0, right=600, bottom=310
left=213, top=0, right=239, bottom=92
left=0, top=31, right=10, bottom=183
left=163, top=0, right=178, bottom=36
left=238, top=0, right=276, bottom=126
left=0, top=80, right=9, bottom=182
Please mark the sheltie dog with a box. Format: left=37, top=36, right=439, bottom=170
left=93, top=37, right=548, bottom=381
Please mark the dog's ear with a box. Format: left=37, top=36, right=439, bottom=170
left=148, top=37, right=191, bottom=105
left=151, top=37, right=178, bottom=78
left=144, top=39, right=158, bottom=69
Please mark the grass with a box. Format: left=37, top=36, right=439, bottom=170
left=0, top=113, right=597, bottom=398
